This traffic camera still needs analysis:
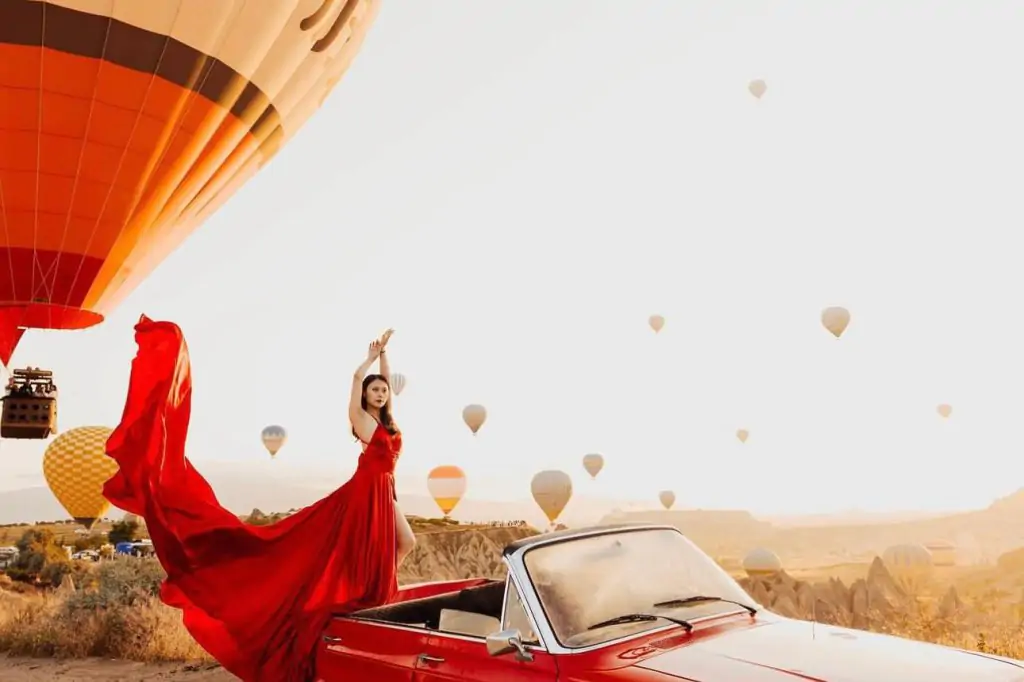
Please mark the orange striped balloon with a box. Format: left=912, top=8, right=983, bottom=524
left=427, top=465, right=467, bottom=516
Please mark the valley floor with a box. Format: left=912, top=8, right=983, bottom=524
left=0, top=656, right=236, bottom=681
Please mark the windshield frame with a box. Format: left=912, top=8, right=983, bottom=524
left=506, top=524, right=757, bottom=654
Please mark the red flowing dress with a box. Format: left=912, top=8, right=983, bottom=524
left=102, top=316, right=400, bottom=682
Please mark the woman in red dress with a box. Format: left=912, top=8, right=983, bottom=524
left=350, top=329, right=418, bottom=568
left=103, top=316, right=410, bottom=682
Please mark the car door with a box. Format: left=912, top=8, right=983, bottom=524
left=412, top=580, right=558, bottom=682
left=314, top=616, right=428, bottom=682
left=413, top=634, right=559, bottom=682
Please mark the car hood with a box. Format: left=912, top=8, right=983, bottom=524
left=636, top=618, right=1024, bottom=681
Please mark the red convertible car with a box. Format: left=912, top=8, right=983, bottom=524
left=314, top=523, right=1024, bottom=680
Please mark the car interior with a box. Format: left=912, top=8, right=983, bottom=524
left=346, top=579, right=506, bottom=639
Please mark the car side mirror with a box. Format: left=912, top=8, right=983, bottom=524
left=486, top=629, right=534, bottom=662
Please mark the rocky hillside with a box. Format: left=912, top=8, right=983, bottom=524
left=398, top=525, right=539, bottom=584
left=603, top=490, right=1024, bottom=566
left=737, top=558, right=967, bottom=630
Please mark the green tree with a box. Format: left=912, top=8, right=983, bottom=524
left=107, top=519, right=139, bottom=545
left=8, top=528, right=71, bottom=587
left=72, top=534, right=106, bottom=553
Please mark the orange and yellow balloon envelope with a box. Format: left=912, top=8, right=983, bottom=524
left=427, top=465, right=467, bottom=517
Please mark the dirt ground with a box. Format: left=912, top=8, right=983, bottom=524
left=0, top=656, right=237, bottom=681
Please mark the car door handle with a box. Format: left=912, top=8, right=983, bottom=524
left=322, top=635, right=343, bottom=643
left=418, top=653, right=445, bottom=664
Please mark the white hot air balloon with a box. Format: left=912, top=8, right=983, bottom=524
left=658, top=490, right=675, bottom=510
left=742, top=548, right=782, bottom=577
left=748, top=79, right=767, bottom=99
left=462, top=404, right=487, bottom=434
left=390, top=372, right=407, bottom=396
left=821, top=306, right=851, bottom=338
left=531, top=470, right=573, bottom=527
left=582, top=453, right=604, bottom=479
left=261, top=425, right=287, bottom=458
left=649, top=315, right=665, bottom=333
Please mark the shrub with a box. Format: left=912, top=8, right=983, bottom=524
left=6, top=528, right=72, bottom=587
left=0, top=556, right=211, bottom=662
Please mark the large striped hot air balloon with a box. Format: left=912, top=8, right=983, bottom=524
left=0, top=0, right=381, bottom=365
left=427, top=465, right=467, bottom=517
left=42, top=425, right=116, bottom=528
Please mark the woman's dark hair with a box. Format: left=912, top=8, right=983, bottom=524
left=352, top=374, right=398, bottom=440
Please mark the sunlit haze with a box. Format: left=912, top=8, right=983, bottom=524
left=4, top=1, right=1024, bottom=519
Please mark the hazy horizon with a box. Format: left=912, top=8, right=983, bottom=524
left=4, top=1, right=1024, bottom=519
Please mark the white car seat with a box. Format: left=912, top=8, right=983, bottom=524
left=437, top=609, right=501, bottom=638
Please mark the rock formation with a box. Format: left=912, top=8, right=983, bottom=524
left=736, top=556, right=972, bottom=630
left=737, top=557, right=916, bottom=628
left=398, top=525, right=538, bottom=584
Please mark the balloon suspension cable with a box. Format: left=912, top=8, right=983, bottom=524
left=0, top=364, right=7, bottom=457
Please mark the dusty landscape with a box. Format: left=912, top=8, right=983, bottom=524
left=3, top=505, right=1024, bottom=680
left=0, top=658, right=232, bottom=681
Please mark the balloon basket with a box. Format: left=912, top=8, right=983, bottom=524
left=1, top=368, right=57, bottom=439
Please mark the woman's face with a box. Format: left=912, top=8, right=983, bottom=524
left=365, top=379, right=389, bottom=409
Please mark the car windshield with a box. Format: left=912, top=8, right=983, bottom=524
left=523, top=528, right=756, bottom=649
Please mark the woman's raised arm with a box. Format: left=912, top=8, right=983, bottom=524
left=349, top=341, right=380, bottom=442
left=377, top=328, right=394, bottom=385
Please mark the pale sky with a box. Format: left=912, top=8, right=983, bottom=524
left=4, top=1, right=1024, bottom=516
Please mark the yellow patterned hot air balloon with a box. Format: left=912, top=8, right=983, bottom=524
left=658, top=490, right=676, bottom=510
left=736, top=429, right=749, bottom=444
left=42, top=425, right=116, bottom=529
left=427, top=465, right=467, bottom=517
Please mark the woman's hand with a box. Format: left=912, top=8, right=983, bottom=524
left=367, top=339, right=382, bottom=360
left=379, top=328, right=394, bottom=350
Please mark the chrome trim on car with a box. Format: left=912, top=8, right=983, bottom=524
left=500, top=560, right=548, bottom=648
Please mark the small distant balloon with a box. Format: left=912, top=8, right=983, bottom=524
left=462, top=404, right=487, bottom=434
left=736, top=429, right=749, bottom=444
left=937, top=404, right=952, bottom=419
left=582, top=453, right=604, bottom=479
left=390, top=372, right=407, bottom=396
left=659, top=490, right=676, bottom=510
left=531, top=470, right=573, bottom=524
left=821, top=306, right=851, bottom=338
left=427, top=465, right=467, bottom=517
left=649, top=315, right=665, bottom=333
left=261, top=425, right=287, bottom=457
left=748, top=79, right=767, bottom=99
